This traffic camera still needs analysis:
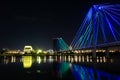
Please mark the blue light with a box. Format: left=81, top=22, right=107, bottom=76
left=71, top=4, right=120, bottom=49
left=72, top=64, right=120, bottom=80
left=87, top=8, right=92, bottom=20
left=105, top=14, right=117, bottom=41
left=98, top=6, right=103, bottom=10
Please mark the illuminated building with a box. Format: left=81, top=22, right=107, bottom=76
left=23, top=46, right=33, bottom=54
left=6, top=50, right=22, bottom=54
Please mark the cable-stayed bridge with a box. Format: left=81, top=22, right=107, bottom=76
left=53, top=38, right=69, bottom=52
left=71, top=4, right=120, bottom=49
left=55, top=4, right=120, bottom=57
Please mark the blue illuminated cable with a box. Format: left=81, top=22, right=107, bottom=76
left=87, top=20, right=93, bottom=47
left=112, top=27, right=120, bottom=39
left=75, top=25, right=88, bottom=49
left=104, top=11, right=117, bottom=41
left=94, top=11, right=100, bottom=46
left=106, top=9, right=120, bottom=17
left=88, top=34, right=93, bottom=47
left=62, top=39, right=69, bottom=50
left=104, top=10, right=120, bottom=26
left=79, top=27, right=89, bottom=48
left=79, top=24, right=91, bottom=48
left=72, top=8, right=92, bottom=49
left=83, top=23, right=92, bottom=48
left=61, top=39, right=68, bottom=50
left=70, top=8, right=92, bottom=47
left=85, top=28, right=92, bottom=47
left=107, top=7, right=120, bottom=12
left=75, top=36, right=83, bottom=49
left=104, top=11, right=120, bottom=37
left=99, top=11, right=107, bottom=43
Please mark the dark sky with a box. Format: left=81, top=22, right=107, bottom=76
left=0, top=0, right=119, bottom=50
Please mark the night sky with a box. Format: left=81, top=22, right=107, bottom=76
left=0, top=0, right=119, bottom=50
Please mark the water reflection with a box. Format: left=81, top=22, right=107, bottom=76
left=11, top=56, right=16, bottom=63
left=48, top=56, right=54, bottom=62
left=22, top=56, right=32, bottom=68
left=72, top=64, right=120, bottom=80
left=72, top=64, right=95, bottom=80
left=3, top=56, right=17, bottom=64
left=1, top=55, right=119, bottom=65
left=43, top=56, right=46, bottom=63
left=0, top=55, right=120, bottom=80
left=58, top=62, right=70, bottom=77
left=36, top=56, right=41, bottom=64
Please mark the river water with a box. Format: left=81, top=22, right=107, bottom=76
left=0, top=55, right=120, bottom=80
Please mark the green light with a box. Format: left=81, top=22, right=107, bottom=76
left=59, top=62, right=70, bottom=77
left=37, top=49, right=42, bottom=54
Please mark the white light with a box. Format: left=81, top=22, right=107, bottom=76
left=37, top=56, right=41, bottom=64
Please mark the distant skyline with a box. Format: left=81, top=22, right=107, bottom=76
left=0, top=0, right=119, bottom=50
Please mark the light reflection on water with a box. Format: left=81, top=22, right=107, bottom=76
left=0, top=55, right=120, bottom=80
left=72, top=64, right=120, bottom=80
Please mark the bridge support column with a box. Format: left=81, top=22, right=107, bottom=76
left=92, top=47, right=97, bottom=63
left=93, top=49, right=96, bottom=59
left=105, top=48, right=109, bottom=58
